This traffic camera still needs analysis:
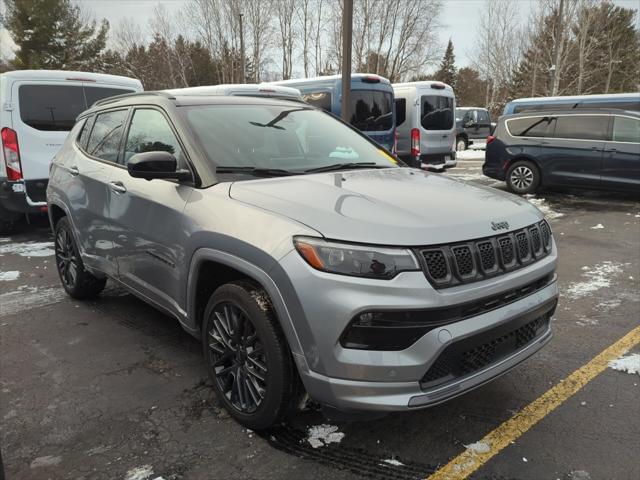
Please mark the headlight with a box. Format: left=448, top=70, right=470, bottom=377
left=293, top=236, right=420, bottom=279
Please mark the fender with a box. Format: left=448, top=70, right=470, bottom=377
left=186, top=248, right=305, bottom=357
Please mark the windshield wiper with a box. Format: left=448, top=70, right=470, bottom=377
left=215, top=166, right=299, bottom=177
left=303, top=162, right=391, bottom=174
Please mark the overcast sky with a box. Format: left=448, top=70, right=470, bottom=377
left=2, top=0, right=639, bottom=70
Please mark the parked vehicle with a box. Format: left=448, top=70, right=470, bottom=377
left=484, top=109, right=640, bottom=194
left=0, top=70, right=142, bottom=226
left=164, top=84, right=303, bottom=101
left=455, top=107, right=492, bottom=151
left=48, top=90, right=558, bottom=429
left=393, top=81, right=456, bottom=169
left=503, top=92, right=640, bottom=115
left=271, top=74, right=396, bottom=152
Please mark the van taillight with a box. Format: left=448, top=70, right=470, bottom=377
left=486, top=135, right=496, bottom=145
left=1, top=127, right=22, bottom=181
left=411, top=128, right=420, bottom=159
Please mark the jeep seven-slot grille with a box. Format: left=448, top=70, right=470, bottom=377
left=417, top=220, right=552, bottom=289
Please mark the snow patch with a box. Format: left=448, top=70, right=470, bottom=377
left=125, top=465, right=154, bottom=480
left=0, top=240, right=55, bottom=257
left=608, top=354, right=640, bottom=375
left=590, top=223, right=604, bottom=229
left=306, top=424, right=345, bottom=448
left=523, top=195, right=564, bottom=220
left=456, top=149, right=485, bottom=160
left=381, top=458, right=404, bottom=466
left=31, top=455, right=62, bottom=468
left=464, top=441, right=491, bottom=454
left=565, top=261, right=624, bottom=299
left=0, top=271, right=20, bottom=281
left=0, top=285, right=66, bottom=317
left=446, top=172, right=487, bottom=182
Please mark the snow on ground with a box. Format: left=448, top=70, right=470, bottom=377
left=565, top=262, right=624, bottom=299
left=124, top=465, right=154, bottom=480
left=306, top=424, right=345, bottom=448
left=0, top=285, right=66, bottom=317
left=523, top=195, right=565, bottom=220
left=590, top=224, right=604, bottom=229
left=381, top=458, right=405, bottom=466
left=0, top=271, right=20, bottom=281
left=30, top=455, right=62, bottom=468
left=456, top=149, right=485, bottom=161
left=464, top=441, right=491, bottom=454
left=0, top=240, right=54, bottom=257
left=608, top=354, right=640, bottom=375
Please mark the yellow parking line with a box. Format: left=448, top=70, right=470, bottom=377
left=427, top=325, right=640, bottom=480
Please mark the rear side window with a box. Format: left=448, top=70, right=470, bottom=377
left=84, top=87, right=134, bottom=107
left=349, top=90, right=393, bottom=131
left=77, top=117, right=93, bottom=148
left=18, top=85, right=86, bottom=131
left=421, top=95, right=454, bottom=130
left=302, top=92, right=332, bottom=111
left=513, top=103, right=574, bottom=114
left=123, top=109, right=182, bottom=165
left=507, top=117, right=550, bottom=137
left=395, top=98, right=406, bottom=127
left=478, top=110, right=490, bottom=123
left=612, top=116, right=640, bottom=143
left=553, top=115, right=608, bottom=141
left=86, top=109, right=128, bottom=163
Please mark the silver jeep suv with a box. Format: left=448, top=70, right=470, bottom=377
left=47, top=91, right=558, bottom=429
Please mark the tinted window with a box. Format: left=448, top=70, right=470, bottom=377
left=19, top=85, right=86, bottom=131
left=302, top=92, right=332, bottom=111
left=507, top=117, right=550, bottom=137
left=124, top=109, right=182, bottom=165
left=86, top=110, right=128, bottom=162
left=84, top=87, right=134, bottom=107
left=553, top=115, right=608, bottom=141
left=478, top=110, right=490, bottom=123
left=421, top=95, right=454, bottom=130
left=513, top=103, right=575, bottom=114
left=349, top=90, right=393, bottom=131
left=395, top=98, right=406, bottom=127
left=612, top=116, right=640, bottom=143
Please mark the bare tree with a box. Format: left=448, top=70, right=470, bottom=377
left=274, top=0, right=296, bottom=79
left=244, top=0, right=273, bottom=82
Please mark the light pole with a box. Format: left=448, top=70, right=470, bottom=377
left=341, top=0, right=353, bottom=123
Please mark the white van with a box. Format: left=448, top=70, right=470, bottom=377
left=0, top=70, right=142, bottom=223
left=392, top=81, right=457, bottom=170
left=164, top=84, right=303, bottom=101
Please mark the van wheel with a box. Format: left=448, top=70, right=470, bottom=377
left=202, top=281, right=299, bottom=430
left=506, top=160, right=540, bottom=194
left=456, top=137, right=468, bottom=151
left=54, top=216, right=106, bottom=299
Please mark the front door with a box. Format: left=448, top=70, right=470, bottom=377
left=108, top=107, right=192, bottom=316
left=602, top=115, right=640, bottom=191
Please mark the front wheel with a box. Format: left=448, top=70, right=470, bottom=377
left=506, top=160, right=541, bottom=194
left=202, top=281, right=300, bottom=429
left=456, top=137, right=468, bottom=151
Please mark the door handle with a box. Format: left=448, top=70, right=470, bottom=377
left=68, top=165, right=79, bottom=176
left=109, top=181, right=127, bottom=194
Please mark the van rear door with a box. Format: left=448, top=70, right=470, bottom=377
left=420, top=94, right=455, bottom=159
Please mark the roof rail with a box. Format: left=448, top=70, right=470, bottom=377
left=92, top=90, right=175, bottom=108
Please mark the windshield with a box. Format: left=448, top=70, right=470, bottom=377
left=349, top=90, right=393, bottom=131
left=183, top=105, right=398, bottom=173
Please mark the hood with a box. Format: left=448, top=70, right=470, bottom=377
left=229, top=168, right=544, bottom=246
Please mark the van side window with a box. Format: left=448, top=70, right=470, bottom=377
left=86, top=110, right=128, bottom=163
left=302, top=92, right=332, bottom=111
left=507, top=117, right=550, bottom=137
left=84, top=87, right=134, bottom=107
left=421, top=95, right=453, bottom=130
left=123, top=109, right=183, bottom=166
left=77, top=117, right=93, bottom=149
left=612, top=116, right=640, bottom=143
left=553, top=115, right=608, bottom=141
left=395, top=99, right=406, bottom=127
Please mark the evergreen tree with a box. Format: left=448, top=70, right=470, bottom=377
left=4, top=0, right=109, bottom=70
left=434, top=39, right=457, bottom=88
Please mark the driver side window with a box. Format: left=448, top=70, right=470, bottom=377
left=123, top=109, right=183, bottom=166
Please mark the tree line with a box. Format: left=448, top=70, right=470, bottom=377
left=1, top=0, right=638, bottom=115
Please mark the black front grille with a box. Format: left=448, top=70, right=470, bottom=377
left=418, top=220, right=552, bottom=289
left=421, top=314, right=551, bottom=388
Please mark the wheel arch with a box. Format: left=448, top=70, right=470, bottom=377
left=505, top=155, right=544, bottom=185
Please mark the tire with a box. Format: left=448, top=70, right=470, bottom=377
left=54, top=216, right=106, bottom=299
left=506, top=160, right=541, bottom=194
left=202, top=281, right=300, bottom=429
left=456, top=137, right=468, bottom=152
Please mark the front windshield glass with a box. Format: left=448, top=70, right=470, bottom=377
left=183, top=105, right=398, bottom=172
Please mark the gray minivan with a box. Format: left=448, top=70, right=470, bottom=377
left=393, top=81, right=457, bottom=169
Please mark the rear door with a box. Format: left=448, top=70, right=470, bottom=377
left=108, top=108, right=193, bottom=316
left=477, top=109, right=492, bottom=139
left=420, top=94, right=454, bottom=154
left=602, top=115, right=640, bottom=191
left=348, top=89, right=394, bottom=150
left=544, top=114, right=608, bottom=188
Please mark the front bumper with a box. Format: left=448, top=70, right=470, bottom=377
left=279, top=241, right=558, bottom=412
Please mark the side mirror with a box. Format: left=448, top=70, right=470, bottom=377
left=127, top=151, right=191, bottom=182
left=465, top=120, right=476, bottom=128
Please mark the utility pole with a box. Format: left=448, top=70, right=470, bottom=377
left=239, top=12, right=246, bottom=84
left=341, top=0, right=353, bottom=123
left=550, top=0, right=564, bottom=96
